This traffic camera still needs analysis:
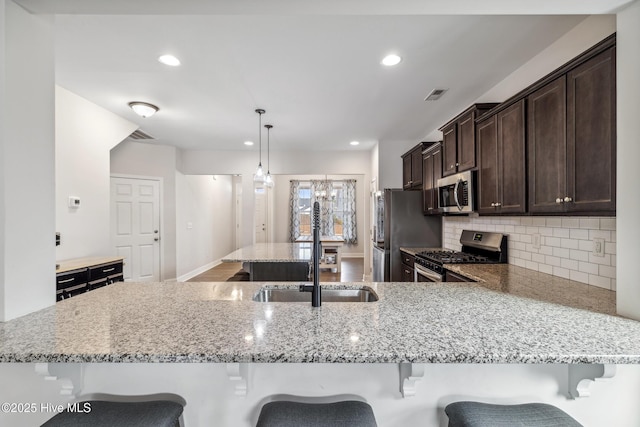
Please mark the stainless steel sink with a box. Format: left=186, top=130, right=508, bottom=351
left=252, top=287, right=379, bottom=303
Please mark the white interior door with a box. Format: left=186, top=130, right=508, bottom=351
left=254, top=188, right=267, bottom=243
left=111, top=176, right=161, bottom=282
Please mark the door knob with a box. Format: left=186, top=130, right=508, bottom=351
left=154, top=238, right=159, bottom=241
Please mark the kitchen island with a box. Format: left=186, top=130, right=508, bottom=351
left=2, top=279, right=640, bottom=427
left=221, top=243, right=311, bottom=281
left=1, top=280, right=638, bottom=364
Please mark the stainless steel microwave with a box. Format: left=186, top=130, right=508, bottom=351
left=437, top=170, right=475, bottom=214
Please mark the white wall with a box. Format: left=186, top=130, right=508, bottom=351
left=175, top=174, right=234, bottom=280
left=180, top=149, right=372, bottom=272
left=376, top=139, right=419, bottom=190
left=55, top=87, right=137, bottom=261
left=0, top=1, right=55, bottom=321
left=616, top=0, right=640, bottom=320
left=110, top=140, right=178, bottom=280
left=476, top=15, right=616, bottom=103
left=272, top=174, right=366, bottom=257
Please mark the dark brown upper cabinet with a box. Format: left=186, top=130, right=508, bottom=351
left=477, top=100, right=526, bottom=214
left=527, top=46, right=616, bottom=215
left=422, top=142, right=442, bottom=215
left=566, top=46, right=616, bottom=214
left=528, top=76, right=568, bottom=213
left=402, top=143, right=426, bottom=190
left=440, top=104, right=498, bottom=177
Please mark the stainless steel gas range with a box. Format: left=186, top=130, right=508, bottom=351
left=414, top=230, right=508, bottom=282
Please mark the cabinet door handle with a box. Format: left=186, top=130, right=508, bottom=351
left=58, top=277, right=75, bottom=284
left=455, top=163, right=459, bottom=166
left=495, top=202, right=501, bottom=207
left=564, top=196, right=572, bottom=203
left=555, top=198, right=563, bottom=204
left=491, top=203, right=496, bottom=207
left=102, top=267, right=115, bottom=273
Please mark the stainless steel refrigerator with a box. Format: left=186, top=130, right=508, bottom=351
left=373, top=189, right=442, bottom=282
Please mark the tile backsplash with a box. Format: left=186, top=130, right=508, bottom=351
left=443, top=216, right=616, bottom=290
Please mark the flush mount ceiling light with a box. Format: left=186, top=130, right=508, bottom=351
left=158, top=54, right=181, bottom=66
left=253, top=109, right=266, bottom=184
left=128, top=102, right=159, bottom=118
left=350, top=141, right=360, bottom=146
left=381, top=54, right=402, bottom=66
left=244, top=141, right=254, bottom=146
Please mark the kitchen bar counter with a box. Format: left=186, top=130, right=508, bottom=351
left=221, top=243, right=312, bottom=281
left=1, top=280, right=639, bottom=364
left=221, top=243, right=312, bottom=263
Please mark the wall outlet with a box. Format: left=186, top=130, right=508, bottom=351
left=593, top=237, right=605, bottom=257
left=187, top=222, right=193, bottom=229
left=532, top=233, right=541, bottom=249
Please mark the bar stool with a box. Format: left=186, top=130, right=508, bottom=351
left=445, top=401, right=583, bottom=427
left=256, top=398, right=377, bottom=427
left=40, top=393, right=185, bottom=427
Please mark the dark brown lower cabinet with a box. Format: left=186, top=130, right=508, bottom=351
left=444, top=270, right=474, bottom=282
left=400, top=251, right=415, bottom=282
left=477, top=100, right=526, bottom=214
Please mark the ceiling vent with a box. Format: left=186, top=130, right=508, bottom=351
left=424, top=88, right=448, bottom=101
left=128, top=129, right=154, bottom=140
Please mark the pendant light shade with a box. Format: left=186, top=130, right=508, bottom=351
left=264, top=124, right=274, bottom=188
left=254, top=109, right=266, bottom=183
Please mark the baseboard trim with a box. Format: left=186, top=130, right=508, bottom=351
left=176, top=260, right=222, bottom=282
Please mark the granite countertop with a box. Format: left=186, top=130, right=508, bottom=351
left=221, top=243, right=312, bottom=263
left=56, top=256, right=124, bottom=274
left=1, top=280, right=639, bottom=364
left=398, top=247, right=616, bottom=316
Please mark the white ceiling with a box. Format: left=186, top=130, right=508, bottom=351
left=17, top=0, right=631, bottom=152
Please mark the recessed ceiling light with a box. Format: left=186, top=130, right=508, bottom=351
left=244, top=141, right=254, bottom=146
left=158, top=54, right=181, bottom=66
left=381, top=54, right=402, bottom=66
left=350, top=141, right=360, bottom=146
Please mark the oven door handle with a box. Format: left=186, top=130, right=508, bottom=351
left=414, top=263, right=443, bottom=282
left=453, top=179, right=462, bottom=211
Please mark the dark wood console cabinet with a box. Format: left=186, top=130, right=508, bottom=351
left=56, top=257, right=124, bottom=301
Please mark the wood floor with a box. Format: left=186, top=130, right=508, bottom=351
left=188, top=258, right=364, bottom=283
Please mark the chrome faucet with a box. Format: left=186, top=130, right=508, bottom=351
left=300, top=201, right=321, bottom=307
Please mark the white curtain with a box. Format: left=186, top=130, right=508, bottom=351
left=311, top=179, right=334, bottom=236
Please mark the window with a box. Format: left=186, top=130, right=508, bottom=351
left=289, top=179, right=357, bottom=244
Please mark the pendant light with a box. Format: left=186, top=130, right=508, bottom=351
left=264, top=124, right=274, bottom=188
left=254, top=109, right=266, bottom=183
